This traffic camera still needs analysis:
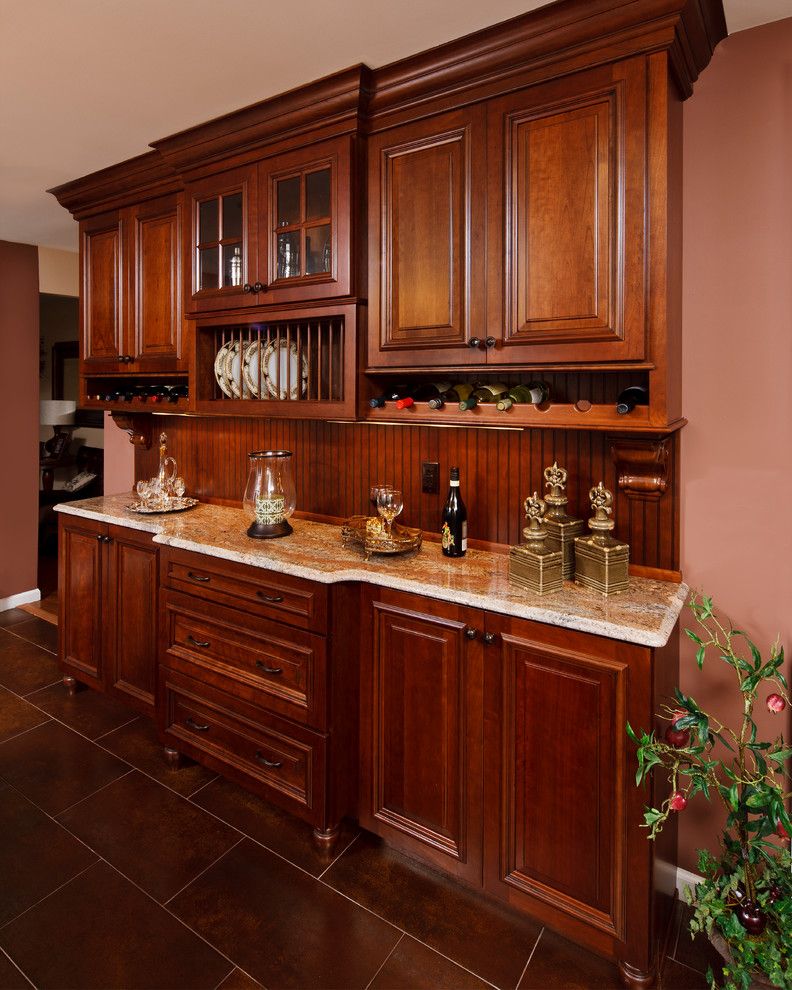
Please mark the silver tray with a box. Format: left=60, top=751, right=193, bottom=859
left=125, top=497, right=199, bottom=515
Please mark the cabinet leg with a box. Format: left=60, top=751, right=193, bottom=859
left=312, top=825, right=340, bottom=854
left=63, top=675, right=80, bottom=697
left=163, top=747, right=185, bottom=770
left=618, top=959, right=656, bottom=989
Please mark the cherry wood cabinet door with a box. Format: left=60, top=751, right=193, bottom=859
left=184, top=164, right=258, bottom=313
left=486, top=58, right=647, bottom=364
left=367, top=107, right=487, bottom=368
left=106, top=525, right=158, bottom=715
left=127, top=193, right=183, bottom=371
left=81, top=211, right=124, bottom=369
left=360, top=588, right=484, bottom=885
left=258, top=135, right=352, bottom=305
left=482, top=613, right=630, bottom=946
left=58, top=516, right=108, bottom=689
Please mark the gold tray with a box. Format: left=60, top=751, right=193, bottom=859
left=342, top=515, right=422, bottom=557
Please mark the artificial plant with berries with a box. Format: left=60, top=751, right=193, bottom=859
left=627, top=594, right=791, bottom=990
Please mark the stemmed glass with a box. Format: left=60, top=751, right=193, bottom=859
left=369, top=483, right=391, bottom=510
left=377, top=488, right=403, bottom=539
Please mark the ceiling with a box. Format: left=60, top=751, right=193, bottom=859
left=1, top=0, right=789, bottom=252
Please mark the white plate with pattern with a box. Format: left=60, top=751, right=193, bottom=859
left=214, top=342, right=236, bottom=398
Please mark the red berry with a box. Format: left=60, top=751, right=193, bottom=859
left=665, top=725, right=690, bottom=747
left=736, top=901, right=767, bottom=935
left=778, top=821, right=789, bottom=840
left=767, top=693, right=786, bottom=714
left=669, top=791, right=687, bottom=812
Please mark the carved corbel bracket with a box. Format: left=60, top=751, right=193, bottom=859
left=609, top=438, right=669, bottom=500
left=110, top=412, right=153, bottom=449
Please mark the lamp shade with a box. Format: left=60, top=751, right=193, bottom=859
left=40, top=400, right=76, bottom=427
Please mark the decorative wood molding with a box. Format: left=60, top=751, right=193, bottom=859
left=609, top=438, right=669, bottom=500
left=110, top=412, right=153, bottom=449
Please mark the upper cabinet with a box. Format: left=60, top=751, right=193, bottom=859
left=185, top=136, right=352, bottom=313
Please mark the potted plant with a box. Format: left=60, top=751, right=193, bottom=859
left=627, top=594, right=791, bottom=990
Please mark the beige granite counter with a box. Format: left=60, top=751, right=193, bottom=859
left=55, top=495, right=688, bottom=648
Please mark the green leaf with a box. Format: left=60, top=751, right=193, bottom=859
left=626, top=722, right=638, bottom=743
left=696, top=646, right=706, bottom=669
left=685, top=629, right=703, bottom=646
left=768, top=747, right=792, bottom=764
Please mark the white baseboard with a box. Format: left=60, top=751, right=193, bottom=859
left=677, top=866, right=703, bottom=895
left=0, top=588, right=41, bottom=613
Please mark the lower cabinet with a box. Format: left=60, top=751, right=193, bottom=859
left=360, top=588, right=678, bottom=987
left=59, top=515, right=158, bottom=715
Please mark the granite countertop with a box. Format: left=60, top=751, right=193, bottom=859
left=55, top=495, right=688, bottom=648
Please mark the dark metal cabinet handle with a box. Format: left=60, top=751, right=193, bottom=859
left=465, top=627, right=478, bottom=640
left=186, top=635, right=210, bottom=649
left=255, top=660, right=283, bottom=675
left=483, top=632, right=498, bottom=645
left=242, top=283, right=253, bottom=293
left=257, top=592, right=283, bottom=603
left=485, top=336, right=498, bottom=349
left=252, top=281, right=266, bottom=293
left=467, top=337, right=482, bottom=349
left=187, top=571, right=210, bottom=583
left=185, top=717, right=210, bottom=732
left=96, top=534, right=112, bottom=543
left=255, top=751, right=282, bottom=769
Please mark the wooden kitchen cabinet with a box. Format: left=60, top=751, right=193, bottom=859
left=359, top=588, right=484, bottom=885
left=58, top=515, right=158, bottom=716
left=81, top=211, right=124, bottom=371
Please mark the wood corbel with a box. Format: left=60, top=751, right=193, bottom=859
left=110, top=412, right=153, bottom=449
left=609, top=438, right=669, bottom=500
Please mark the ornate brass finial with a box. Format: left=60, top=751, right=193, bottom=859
left=544, top=462, right=568, bottom=505
left=587, top=481, right=615, bottom=537
left=510, top=491, right=562, bottom=594
left=522, top=492, right=548, bottom=546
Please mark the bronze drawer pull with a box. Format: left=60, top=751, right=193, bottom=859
left=257, top=592, right=283, bottom=603
left=255, top=751, right=282, bottom=769
left=186, top=635, right=210, bottom=648
left=255, top=660, right=283, bottom=675
left=187, top=571, right=210, bottom=582
left=185, top=717, right=210, bottom=732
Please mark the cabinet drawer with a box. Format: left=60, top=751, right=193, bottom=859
left=161, top=548, right=327, bottom=633
left=161, top=589, right=325, bottom=728
left=159, top=667, right=326, bottom=821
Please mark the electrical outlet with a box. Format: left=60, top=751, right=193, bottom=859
left=421, top=461, right=440, bottom=494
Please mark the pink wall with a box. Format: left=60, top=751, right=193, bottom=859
left=679, top=17, right=792, bottom=871
left=102, top=412, right=135, bottom=495
left=0, top=241, right=40, bottom=602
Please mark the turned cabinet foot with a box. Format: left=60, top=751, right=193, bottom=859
left=618, top=959, right=656, bottom=989
left=63, top=675, right=79, bottom=697
left=163, top=747, right=185, bottom=770
left=312, top=825, right=340, bottom=853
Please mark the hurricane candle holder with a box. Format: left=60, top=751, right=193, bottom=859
left=243, top=450, right=296, bottom=539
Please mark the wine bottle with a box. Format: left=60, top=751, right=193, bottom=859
left=369, top=385, right=410, bottom=408
left=441, top=467, right=468, bottom=558
left=167, top=385, right=188, bottom=403
left=496, top=381, right=549, bottom=411
left=395, top=381, right=453, bottom=409
left=429, top=384, right=473, bottom=409
left=458, top=383, right=508, bottom=411
left=616, top=385, right=648, bottom=414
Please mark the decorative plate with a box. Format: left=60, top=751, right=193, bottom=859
left=223, top=340, right=248, bottom=399
left=261, top=339, right=309, bottom=401
left=241, top=340, right=266, bottom=399
left=126, top=497, right=199, bottom=515
left=214, top=343, right=236, bottom=398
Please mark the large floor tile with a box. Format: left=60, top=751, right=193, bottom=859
left=8, top=618, right=58, bottom=654
left=99, top=715, right=217, bottom=797
left=518, top=929, right=621, bottom=989
left=0, top=610, right=31, bottom=630
left=370, top=935, right=492, bottom=990
left=191, top=775, right=359, bottom=876
left=671, top=903, right=724, bottom=980
left=0, top=950, right=32, bottom=990
left=27, top=681, right=137, bottom=740
left=170, top=837, right=400, bottom=989
left=661, top=958, right=709, bottom=989
left=217, top=969, right=261, bottom=990
left=0, top=721, right=128, bottom=815
left=0, top=632, right=61, bottom=696
left=0, top=783, right=96, bottom=927
left=324, top=832, right=538, bottom=989
left=0, top=687, right=49, bottom=744
left=0, top=861, right=232, bottom=990
left=59, top=770, right=240, bottom=903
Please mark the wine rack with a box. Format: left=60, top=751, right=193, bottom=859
left=81, top=376, right=190, bottom=412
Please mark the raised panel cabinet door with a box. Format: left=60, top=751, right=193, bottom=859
left=486, top=58, right=647, bottom=364
left=107, top=526, right=158, bottom=715
left=258, top=135, right=352, bottom=304
left=81, top=212, right=123, bottom=367
left=128, top=194, right=182, bottom=370
left=58, top=516, right=107, bottom=688
left=483, top=615, right=629, bottom=942
left=368, top=108, right=486, bottom=368
left=360, top=590, right=483, bottom=884
left=184, top=164, right=257, bottom=313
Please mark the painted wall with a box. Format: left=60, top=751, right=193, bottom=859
left=103, top=412, right=135, bottom=495
left=679, top=16, right=792, bottom=871
left=37, top=246, right=79, bottom=297
left=0, top=241, right=40, bottom=602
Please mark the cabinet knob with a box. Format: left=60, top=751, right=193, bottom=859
left=468, top=337, right=482, bottom=349
left=483, top=632, right=498, bottom=645
left=95, top=534, right=112, bottom=544
left=464, top=627, right=478, bottom=640
left=242, top=283, right=253, bottom=293
left=252, top=281, right=266, bottom=293
left=185, top=717, right=210, bottom=732
left=485, top=337, right=498, bottom=349
left=255, top=751, right=283, bottom=769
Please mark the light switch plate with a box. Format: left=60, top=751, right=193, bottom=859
left=421, top=461, right=440, bottom=494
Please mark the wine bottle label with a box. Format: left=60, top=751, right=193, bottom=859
left=442, top=522, right=454, bottom=551
left=461, top=521, right=468, bottom=552
left=450, top=479, right=460, bottom=487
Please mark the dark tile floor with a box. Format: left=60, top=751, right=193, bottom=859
left=0, top=606, right=717, bottom=989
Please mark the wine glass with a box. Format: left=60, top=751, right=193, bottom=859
left=377, top=488, right=403, bottom=539
left=369, top=484, right=392, bottom=529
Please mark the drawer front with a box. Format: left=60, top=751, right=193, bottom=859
left=160, top=667, right=326, bottom=820
left=161, top=590, right=325, bottom=727
left=161, top=548, right=327, bottom=633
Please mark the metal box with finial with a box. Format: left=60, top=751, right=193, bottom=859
left=542, top=461, right=584, bottom=580
left=508, top=491, right=563, bottom=595
left=574, top=482, right=629, bottom=595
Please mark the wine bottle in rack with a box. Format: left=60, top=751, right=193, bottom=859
left=458, top=383, right=508, bottom=411
left=395, top=381, right=453, bottom=409
left=441, top=467, right=468, bottom=558
left=369, top=385, right=411, bottom=408
left=615, top=385, right=648, bottom=414
left=429, top=384, right=473, bottom=409
left=496, top=381, right=549, bottom=411
left=167, top=385, right=188, bottom=403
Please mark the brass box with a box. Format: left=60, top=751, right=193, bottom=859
left=544, top=516, right=585, bottom=581
left=509, top=544, right=563, bottom=595
left=573, top=535, right=630, bottom=595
